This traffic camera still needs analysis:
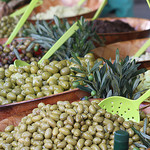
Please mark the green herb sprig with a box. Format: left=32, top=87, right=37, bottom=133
left=24, top=16, right=104, bottom=61
left=71, top=50, right=146, bottom=99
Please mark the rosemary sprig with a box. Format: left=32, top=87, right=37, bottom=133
left=24, top=16, right=104, bottom=61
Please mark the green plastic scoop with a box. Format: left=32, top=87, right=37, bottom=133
left=92, top=0, right=107, bottom=20
left=77, top=0, right=86, bottom=6
left=14, top=21, right=80, bottom=67
left=10, top=0, right=43, bottom=17
left=132, top=38, right=150, bottom=61
left=98, top=89, right=150, bottom=123
left=146, top=0, right=150, bottom=8
left=4, top=0, right=39, bottom=46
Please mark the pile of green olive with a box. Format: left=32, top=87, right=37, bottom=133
left=0, top=39, right=43, bottom=69
left=0, top=15, right=29, bottom=38
left=0, top=53, right=98, bottom=105
left=0, top=100, right=147, bottom=149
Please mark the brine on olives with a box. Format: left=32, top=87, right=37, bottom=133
left=0, top=53, right=98, bottom=105
left=0, top=100, right=148, bottom=150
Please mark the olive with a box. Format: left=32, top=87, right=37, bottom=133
left=0, top=71, right=5, bottom=79
left=17, top=94, right=24, bottom=102
left=16, top=78, right=25, bottom=86
left=24, top=87, right=35, bottom=95
left=59, top=81, right=70, bottom=90
left=37, top=70, right=44, bottom=75
left=55, top=63, right=63, bottom=70
left=49, top=61, right=58, bottom=66
left=23, top=66, right=31, bottom=73
left=84, top=53, right=95, bottom=61
left=48, top=66, right=59, bottom=74
left=25, top=77, right=33, bottom=83
left=48, top=77, right=58, bottom=86
left=30, top=66, right=38, bottom=74
left=33, top=78, right=42, bottom=87
left=25, top=94, right=36, bottom=100
left=0, top=89, right=7, bottom=97
left=60, top=67, right=70, bottom=75
left=42, top=72, right=51, bottom=80
left=33, top=87, right=41, bottom=94
left=7, top=92, right=16, bottom=101
left=59, top=76, right=69, bottom=81
left=53, top=73, right=61, bottom=80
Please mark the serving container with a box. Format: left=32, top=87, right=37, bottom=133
left=0, top=97, right=150, bottom=132
left=0, top=89, right=89, bottom=122
left=28, top=0, right=102, bottom=23
left=92, top=38, right=150, bottom=60
left=95, top=17, right=150, bottom=44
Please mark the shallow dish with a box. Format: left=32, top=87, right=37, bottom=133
left=0, top=88, right=89, bottom=122
left=95, top=17, right=150, bottom=44
left=28, top=0, right=102, bottom=23
left=0, top=98, right=149, bottom=132
left=92, top=38, right=150, bottom=60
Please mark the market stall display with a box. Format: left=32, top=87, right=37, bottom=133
left=0, top=53, right=96, bottom=105
left=0, top=16, right=29, bottom=38
left=0, top=0, right=150, bottom=149
left=28, top=0, right=102, bottom=22
left=0, top=39, right=43, bottom=68
left=93, top=18, right=150, bottom=44
left=0, top=100, right=149, bottom=150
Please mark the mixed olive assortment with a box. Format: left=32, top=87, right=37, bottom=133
left=0, top=16, right=29, bottom=38
left=0, top=53, right=96, bottom=105
left=0, top=39, right=43, bottom=69
left=0, top=100, right=147, bottom=149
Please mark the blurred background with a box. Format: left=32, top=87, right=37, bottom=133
left=0, top=0, right=149, bottom=19
left=134, top=0, right=150, bottom=19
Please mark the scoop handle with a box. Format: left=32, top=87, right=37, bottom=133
left=92, top=0, right=107, bottom=21
left=38, top=22, right=80, bottom=64
left=4, top=0, right=39, bottom=46
left=146, top=0, right=150, bottom=8
left=78, top=0, right=86, bottom=6
left=132, top=38, right=150, bottom=61
left=10, top=0, right=43, bottom=17
left=136, top=89, right=150, bottom=104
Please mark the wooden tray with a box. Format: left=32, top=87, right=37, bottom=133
left=95, top=17, right=150, bottom=45
left=92, top=38, right=150, bottom=60
left=0, top=88, right=89, bottom=122
left=28, top=0, right=102, bottom=23
left=0, top=98, right=150, bottom=132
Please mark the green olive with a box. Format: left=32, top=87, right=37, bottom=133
left=42, top=72, right=51, bottom=81
left=59, top=81, right=70, bottom=90
left=47, top=66, right=59, bottom=74
left=47, top=77, right=57, bottom=86
left=59, top=76, right=69, bottom=81
left=7, top=92, right=16, bottom=101
left=60, top=67, right=70, bottom=76
left=15, top=94, right=24, bottom=102
left=0, top=71, right=5, bottom=79
left=30, top=66, right=38, bottom=74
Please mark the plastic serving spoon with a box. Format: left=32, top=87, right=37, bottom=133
left=78, top=0, right=86, bottom=6
left=92, top=0, right=107, bottom=20
left=146, top=0, right=150, bottom=8
left=10, top=0, right=43, bottom=17
left=14, top=21, right=80, bottom=67
left=98, top=89, right=150, bottom=123
left=4, top=0, right=39, bottom=46
left=132, top=38, right=150, bottom=61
